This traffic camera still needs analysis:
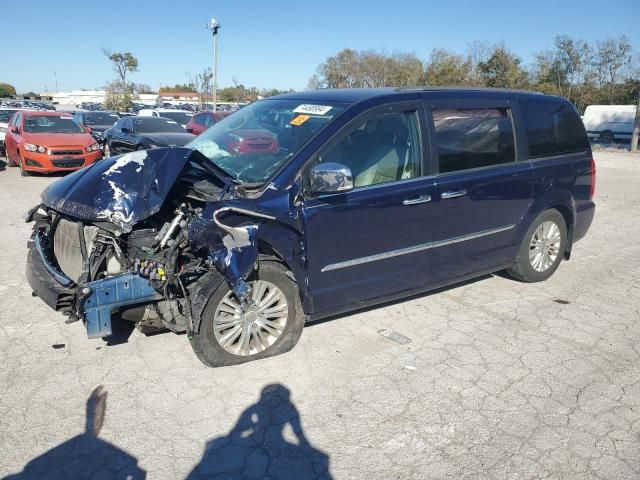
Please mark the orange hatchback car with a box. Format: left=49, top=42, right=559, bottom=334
left=4, top=111, right=102, bottom=176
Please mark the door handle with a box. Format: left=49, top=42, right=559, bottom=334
left=402, top=194, right=431, bottom=206
left=441, top=190, right=467, bottom=199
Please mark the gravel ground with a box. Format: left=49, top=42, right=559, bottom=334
left=0, top=151, right=639, bottom=480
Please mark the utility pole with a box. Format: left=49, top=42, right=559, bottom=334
left=631, top=93, right=640, bottom=153
left=206, top=18, right=221, bottom=112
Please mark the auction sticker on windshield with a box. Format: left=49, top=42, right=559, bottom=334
left=293, top=104, right=333, bottom=115
left=290, top=114, right=310, bottom=126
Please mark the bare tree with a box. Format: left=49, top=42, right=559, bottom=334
left=594, top=36, right=633, bottom=102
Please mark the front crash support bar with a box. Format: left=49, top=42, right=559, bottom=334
left=77, top=273, right=160, bottom=338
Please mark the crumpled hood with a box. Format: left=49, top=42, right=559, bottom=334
left=143, top=132, right=196, bottom=146
left=41, top=147, right=198, bottom=231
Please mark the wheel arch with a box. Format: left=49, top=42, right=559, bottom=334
left=517, top=191, right=577, bottom=261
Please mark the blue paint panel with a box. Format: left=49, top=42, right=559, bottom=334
left=80, top=273, right=158, bottom=338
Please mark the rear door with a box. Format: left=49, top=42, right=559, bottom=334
left=303, top=101, right=436, bottom=313
left=425, top=98, right=534, bottom=282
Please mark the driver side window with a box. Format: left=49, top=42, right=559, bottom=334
left=316, top=110, right=421, bottom=188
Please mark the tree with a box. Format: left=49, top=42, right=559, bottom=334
left=103, top=81, right=134, bottom=112
left=594, top=36, right=633, bottom=103
left=134, top=83, right=154, bottom=94
left=311, top=49, right=424, bottom=89
left=478, top=46, right=529, bottom=88
left=102, top=49, right=138, bottom=111
left=160, top=83, right=197, bottom=93
left=425, top=49, right=471, bottom=86
left=102, top=50, right=139, bottom=86
left=190, top=69, right=212, bottom=106
left=0, top=82, right=17, bottom=98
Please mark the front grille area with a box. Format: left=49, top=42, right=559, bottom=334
left=52, top=159, right=85, bottom=168
left=51, top=150, right=83, bottom=156
left=53, top=219, right=84, bottom=282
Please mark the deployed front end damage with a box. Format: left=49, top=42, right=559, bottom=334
left=25, top=147, right=301, bottom=340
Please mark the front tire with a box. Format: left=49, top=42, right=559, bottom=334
left=18, top=153, right=30, bottom=177
left=507, top=209, right=567, bottom=283
left=190, top=262, right=305, bottom=367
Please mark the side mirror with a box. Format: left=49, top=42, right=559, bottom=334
left=309, top=162, right=353, bottom=194
left=10, top=126, right=19, bottom=134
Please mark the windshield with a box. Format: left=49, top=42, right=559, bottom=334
left=159, top=111, right=193, bottom=124
left=188, top=99, right=347, bottom=184
left=0, top=110, right=17, bottom=123
left=134, top=117, right=186, bottom=134
left=24, top=115, right=84, bottom=134
left=84, top=112, right=119, bottom=125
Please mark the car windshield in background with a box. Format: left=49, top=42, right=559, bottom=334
left=24, top=115, right=84, bottom=134
left=134, top=117, right=186, bottom=134
left=84, top=113, right=119, bottom=125
left=0, top=110, right=17, bottom=122
left=188, top=99, right=347, bottom=184
left=160, top=112, right=193, bottom=124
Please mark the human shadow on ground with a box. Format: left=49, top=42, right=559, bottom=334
left=3, top=386, right=146, bottom=480
left=186, top=383, right=332, bottom=480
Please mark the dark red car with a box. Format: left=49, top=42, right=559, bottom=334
left=222, top=128, right=279, bottom=154
left=185, top=111, right=230, bottom=135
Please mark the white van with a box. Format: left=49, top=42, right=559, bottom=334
left=136, top=109, right=193, bottom=128
left=582, top=105, right=637, bottom=143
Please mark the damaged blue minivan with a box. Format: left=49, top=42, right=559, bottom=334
left=25, top=88, right=596, bottom=367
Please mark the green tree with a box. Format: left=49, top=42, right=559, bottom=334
left=594, top=36, right=633, bottom=103
left=478, top=46, right=529, bottom=88
left=102, top=49, right=139, bottom=111
left=0, top=82, right=17, bottom=97
left=160, top=83, right=197, bottom=93
left=103, top=81, right=134, bottom=111
left=425, top=49, right=471, bottom=86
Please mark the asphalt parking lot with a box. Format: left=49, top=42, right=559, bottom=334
left=0, top=150, right=639, bottom=479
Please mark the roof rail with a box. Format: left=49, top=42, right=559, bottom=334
left=395, top=86, right=544, bottom=95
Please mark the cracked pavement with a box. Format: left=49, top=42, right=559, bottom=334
left=0, top=151, right=639, bottom=479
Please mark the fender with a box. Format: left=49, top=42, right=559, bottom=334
left=515, top=188, right=577, bottom=259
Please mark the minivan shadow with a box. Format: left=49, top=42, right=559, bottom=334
left=306, top=273, right=494, bottom=327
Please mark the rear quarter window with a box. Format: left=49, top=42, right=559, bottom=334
left=520, top=99, right=589, bottom=158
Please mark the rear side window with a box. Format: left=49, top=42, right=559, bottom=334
left=433, top=108, right=515, bottom=174
left=520, top=100, right=589, bottom=158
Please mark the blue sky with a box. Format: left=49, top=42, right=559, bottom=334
left=4, top=0, right=639, bottom=94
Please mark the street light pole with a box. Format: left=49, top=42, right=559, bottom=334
left=206, top=18, right=221, bottom=112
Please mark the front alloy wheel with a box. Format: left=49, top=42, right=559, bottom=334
left=190, top=262, right=305, bottom=367
left=213, top=280, right=288, bottom=356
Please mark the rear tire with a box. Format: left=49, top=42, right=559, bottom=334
left=599, top=131, right=614, bottom=144
left=507, top=209, right=567, bottom=283
left=190, top=262, right=305, bottom=367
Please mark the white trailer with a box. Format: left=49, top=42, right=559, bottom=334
left=582, top=105, right=637, bottom=143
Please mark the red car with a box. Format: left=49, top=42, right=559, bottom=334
left=222, top=128, right=279, bottom=154
left=4, top=111, right=102, bottom=176
left=185, top=111, right=230, bottom=135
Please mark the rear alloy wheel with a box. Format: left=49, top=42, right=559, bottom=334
left=190, top=262, right=305, bottom=367
left=103, top=142, right=111, bottom=158
left=507, top=209, right=567, bottom=282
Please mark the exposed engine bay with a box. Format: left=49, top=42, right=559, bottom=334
left=25, top=147, right=296, bottom=339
